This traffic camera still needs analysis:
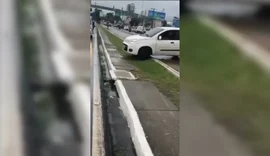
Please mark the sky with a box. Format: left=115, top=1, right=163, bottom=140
left=91, top=1, right=180, bottom=21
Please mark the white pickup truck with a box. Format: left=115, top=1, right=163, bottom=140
left=123, top=27, right=180, bottom=59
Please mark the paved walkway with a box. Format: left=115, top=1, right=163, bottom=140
left=99, top=25, right=254, bottom=156
left=98, top=27, right=179, bottom=156
left=180, top=90, right=252, bottom=156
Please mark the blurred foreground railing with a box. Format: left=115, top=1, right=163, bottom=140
left=0, top=0, right=25, bottom=156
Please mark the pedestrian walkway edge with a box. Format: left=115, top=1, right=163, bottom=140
left=97, top=29, right=116, bottom=71
left=115, top=80, right=154, bottom=156
left=98, top=28, right=154, bottom=156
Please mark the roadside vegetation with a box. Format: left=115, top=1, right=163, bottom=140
left=181, top=15, right=270, bottom=155
left=100, top=26, right=180, bottom=108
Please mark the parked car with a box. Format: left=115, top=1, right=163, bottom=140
left=145, top=27, right=151, bottom=31
left=118, top=24, right=124, bottom=29
left=122, top=27, right=180, bottom=59
left=135, top=26, right=145, bottom=34
left=131, top=26, right=137, bottom=32
left=124, top=25, right=129, bottom=30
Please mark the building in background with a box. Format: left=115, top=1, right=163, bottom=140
left=153, top=20, right=162, bottom=28
left=126, top=3, right=135, bottom=15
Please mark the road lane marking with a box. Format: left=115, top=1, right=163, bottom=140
left=154, top=59, right=180, bottom=78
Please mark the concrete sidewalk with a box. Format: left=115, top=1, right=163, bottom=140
left=98, top=27, right=179, bottom=156
left=180, top=90, right=252, bottom=156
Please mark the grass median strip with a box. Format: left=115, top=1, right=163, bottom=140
left=182, top=16, right=270, bottom=155
left=99, top=26, right=180, bottom=108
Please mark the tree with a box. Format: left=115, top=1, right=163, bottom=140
left=93, top=9, right=101, bottom=22
left=162, top=20, right=167, bottom=26
left=106, top=13, right=114, bottom=23
left=113, top=16, right=122, bottom=23
left=126, top=3, right=135, bottom=15
left=129, top=17, right=140, bottom=26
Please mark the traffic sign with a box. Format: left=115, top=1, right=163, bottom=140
left=148, top=10, right=166, bottom=20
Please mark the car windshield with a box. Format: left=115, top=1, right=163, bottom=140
left=142, top=28, right=164, bottom=37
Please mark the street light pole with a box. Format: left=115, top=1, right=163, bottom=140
left=121, top=7, right=123, bottom=21
left=141, top=1, right=145, bottom=30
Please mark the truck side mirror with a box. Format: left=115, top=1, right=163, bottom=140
left=158, top=36, right=162, bottom=40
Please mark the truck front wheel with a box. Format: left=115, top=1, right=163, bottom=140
left=137, top=47, right=152, bottom=60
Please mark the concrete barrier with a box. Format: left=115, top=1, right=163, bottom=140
left=38, top=0, right=105, bottom=156
left=97, top=28, right=116, bottom=71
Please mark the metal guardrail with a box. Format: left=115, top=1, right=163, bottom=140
left=38, top=0, right=98, bottom=156
left=0, top=0, right=24, bottom=156
left=0, top=0, right=101, bottom=155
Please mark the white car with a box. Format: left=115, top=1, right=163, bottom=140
left=123, top=27, right=180, bottom=59
left=135, top=26, right=145, bottom=34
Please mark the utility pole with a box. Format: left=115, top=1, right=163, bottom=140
left=121, top=7, right=123, bottom=21
left=141, top=1, right=145, bottom=29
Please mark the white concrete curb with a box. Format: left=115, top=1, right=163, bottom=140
left=154, top=59, right=180, bottom=78
left=38, top=0, right=75, bottom=83
left=39, top=0, right=72, bottom=52
left=115, top=80, right=154, bottom=156
left=98, top=28, right=154, bottom=156
left=68, top=83, right=91, bottom=156
left=199, top=16, right=270, bottom=72
left=97, top=28, right=116, bottom=71
left=51, top=50, right=75, bottom=83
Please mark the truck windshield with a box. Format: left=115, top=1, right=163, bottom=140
left=143, top=28, right=164, bottom=37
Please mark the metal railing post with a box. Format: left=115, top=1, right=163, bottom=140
left=0, top=0, right=24, bottom=156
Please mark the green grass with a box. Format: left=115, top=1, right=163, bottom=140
left=99, top=26, right=180, bottom=108
left=181, top=15, right=270, bottom=155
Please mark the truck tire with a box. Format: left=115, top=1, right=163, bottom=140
left=137, top=47, right=152, bottom=60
